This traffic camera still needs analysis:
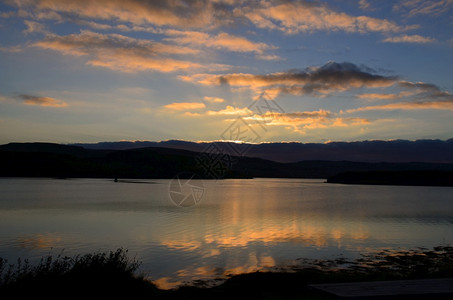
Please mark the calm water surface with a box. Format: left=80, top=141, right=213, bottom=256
left=1, top=177, right=452, bottom=288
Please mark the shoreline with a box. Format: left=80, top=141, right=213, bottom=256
left=2, top=245, right=452, bottom=298
left=156, top=245, right=453, bottom=289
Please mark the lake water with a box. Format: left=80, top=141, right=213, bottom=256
left=1, top=177, right=453, bottom=288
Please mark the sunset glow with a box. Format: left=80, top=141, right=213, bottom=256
left=1, top=0, right=452, bottom=143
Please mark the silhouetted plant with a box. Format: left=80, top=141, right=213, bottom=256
left=0, top=248, right=156, bottom=297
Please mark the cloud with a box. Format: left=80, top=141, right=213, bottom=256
left=393, top=0, right=453, bottom=17
left=12, top=0, right=415, bottom=36
left=23, top=20, right=47, bottom=34
left=353, top=80, right=453, bottom=109
left=398, top=80, right=442, bottom=91
left=271, top=110, right=333, bottom=118
left=74, top=20, right=115, bottom=31
left=164, top=30, right=277, bottom=57
left=18, top=94, right=68, bottom=107
left=0, top=10, right=16, bottom=18
left=87, top=56, right=201, bottom=73
left=9, top=0, right=234, bottom=28
left=358, top=0, right=373, bottom=10
left=357, top=93, right=401, bottom=100
left=398, top=80, right=453, bottom=100
left=244, top=110, right=370, bottom=133
left=256, top=54, right=282, bottom=61
left=202, top=104, right=370, bottom=134
left=181, top=62, right=398, bottom=97
left=348, top=100, right=453, bottom=112
left=35, top=30, right=199, bottom=56
left=32, top=30, right=215, bottom=73
left=207, top=105, right=253, bottom=115
left=71, top=20, right=163, bottom=33
left=382, top=34, right=436, bottom=43
left=356, top=91, right=416, bottom=100
left=199, top=105, right=369, bottom=134
left=62, top=20, right=280, bottom=60
left=9, top=0, right=419, bottom=36
left=240, top=0, right=413, bottom=34
left=0, top=95, right=9, bottom=103
left=164, top=102, right=206, bottom=111
left=0, top=45, right=23, bottom=53
left=203, top=96, right=225, bottom=103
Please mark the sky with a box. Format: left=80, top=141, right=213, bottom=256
left=0, top=0, right=453, bottom=144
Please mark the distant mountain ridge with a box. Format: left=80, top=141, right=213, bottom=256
left=70, top=138, right=453, bottom=163
left=2, top=142, right=453, bottom=179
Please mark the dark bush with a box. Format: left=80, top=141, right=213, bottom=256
left=0, top=248, right=158, bottom=298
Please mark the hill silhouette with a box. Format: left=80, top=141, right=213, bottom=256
left=3, top=142, right=453, bottom=181
left=71, top=138, right=453, bottom=163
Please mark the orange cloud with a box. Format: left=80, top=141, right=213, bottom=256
left=12, top=0, right=418, bottom=37
left=356, top=91, right=415, bottom=100
left=18, top=94, right=67, bottom=107
left=32, top=30, right=214, bottom=73
left=351, top=80, right=453, bottom=111
left=165, top=30, right=277, bottom=57
left=203, top=96, right=225, bottom=103
left=241, top=1, right=412, bottom=34
left=12, top=0, right=224, bottom=28
left=36, top=30, right=200, bottom=56
left=382, top=34, right=435, bottom=43
left=179, top=104, right=368, bottom=134
left=207, top=105, right=253, bottom=116
left=356, top=93, right=401, bottom=100
left=255, top=111, right=370, bottom=133
left=348, top=100, right=453, bottom=112
left=164, top=102, right=206, bottom=111
left=87, top=54, right=201, bottom=73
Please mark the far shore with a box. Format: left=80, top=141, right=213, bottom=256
left=327, top=170, right=453, bottom=187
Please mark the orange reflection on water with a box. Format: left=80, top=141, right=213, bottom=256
left=161, top=240, right=202, bottom=251
left=151, top=179, right=381, bottom=289
left=152, top=277, right=182, bottom=290
left=222, top=252, right=276, bottom=276
left=160, top=218, right=370, bottom=251
left=16, top=233, right=62, bottom=250
left=153, top=217, right=371, bottom=289
left=153, top=252, right=277, bottom=289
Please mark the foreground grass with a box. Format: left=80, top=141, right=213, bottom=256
left=1, top=246, right=453, bottom=299
left=0, top=248, right=158, bottom=297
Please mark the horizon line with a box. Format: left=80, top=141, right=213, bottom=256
left=3, top=137, right=453, bottom=146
